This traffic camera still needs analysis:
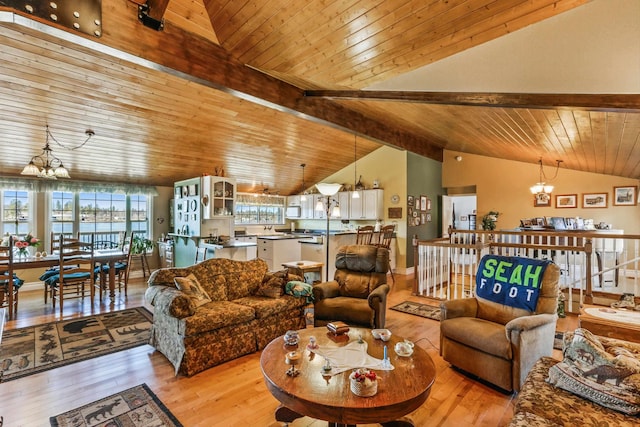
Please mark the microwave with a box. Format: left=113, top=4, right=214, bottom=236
left=286, top=206, right=301, bottom=218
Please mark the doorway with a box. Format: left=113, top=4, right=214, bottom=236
left=442, top=194, right=477, bottom=236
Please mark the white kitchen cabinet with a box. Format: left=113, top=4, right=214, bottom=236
left=300, top=195, right=315, bottom=219
left=201, top=176, right=236, bottom=219
left=258, top=237, right=304, bottom=272
left=235, top=236, right=257, bottom=259
left=301, top=241, right=324, bottom=264
left=313, top=194, right=326, bottom=219
left=334, top=191, right=351, bottom=219
left=349, top=189, right=383, bottom=220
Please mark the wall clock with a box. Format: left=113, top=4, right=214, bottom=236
left=390, top=194, right=400, bottom=204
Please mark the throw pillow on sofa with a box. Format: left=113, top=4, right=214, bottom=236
left=547, top=328, right=640, bottom=415
left=175, top=274, right=212, bottom=307
left=256, top=270, right=306, bottom=299
left=256, top=274, right=285, bottom=298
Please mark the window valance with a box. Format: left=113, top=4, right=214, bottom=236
left=0, top=176, right=159, bottom=196
left=236, top=193, right=285, bottom=206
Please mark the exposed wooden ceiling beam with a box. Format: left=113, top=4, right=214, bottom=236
left=304, top=91, right=640, bottom=113
left=144, top=0, right=171, bottom=22
left=0, top=3, right=443, bottom=161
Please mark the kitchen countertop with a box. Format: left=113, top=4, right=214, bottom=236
left=201, top=241, right=256, bottom=249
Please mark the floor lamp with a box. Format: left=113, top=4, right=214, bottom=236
left=315, top=183, right=342, bottom=281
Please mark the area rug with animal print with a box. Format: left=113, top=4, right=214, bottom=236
left=0, top=307, right=152, bottom=382
left=390, top=300, right=441, bottom=321
left=547, top=328, right=640, bottom=415
left=50, top=383, right=182, bottom=427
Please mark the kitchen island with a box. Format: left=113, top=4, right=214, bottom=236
left=201, top=240, right=257, bottom=261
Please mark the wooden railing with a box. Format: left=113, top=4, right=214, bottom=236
left=414, top=229, right=640, bottom=311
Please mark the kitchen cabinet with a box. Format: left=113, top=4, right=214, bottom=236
left=334, top=191, right=351, bottom=219
left=235, top=236, right=257, bottom=259
left=313, top=194, right=326, bottom=219
left=300, top=195, right=315, bottom=219
left=202, top=176, right=235, bottom=219
left=301, top=241, right=324, bottom=264
left=349, top=189, right=383, bottom=220
left=258, top=237, right=304, bottom=272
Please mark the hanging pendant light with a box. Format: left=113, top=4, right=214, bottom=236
left=529, top=158, right=562, bottom=197
left=352, top=134, right=360, bottom=199
left=300, top=163, right=307, bottom=201
left=21, top=125, right=94, bottom=180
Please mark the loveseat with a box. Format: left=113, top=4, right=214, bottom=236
left=144, top=258, right=307, bottom=376
left=510, top=330, right=640, bottom=426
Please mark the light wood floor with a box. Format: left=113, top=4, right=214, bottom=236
left=1, top=271, right=578, bottom=427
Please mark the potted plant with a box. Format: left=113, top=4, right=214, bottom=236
left=482, top=211, right=500, bottom=231
left=131, top=235, right=154, bottom=254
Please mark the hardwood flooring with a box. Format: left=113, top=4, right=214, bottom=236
left=0, top=271, right=578, bottom=426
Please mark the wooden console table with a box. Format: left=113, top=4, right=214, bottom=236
left=282, top=261, right=323, bottom=284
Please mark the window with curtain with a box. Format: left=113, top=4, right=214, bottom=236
left=48, top=192, right=151, bottom=243
left=1, top=190, right=32, bottom=235
left=234, top=194, right=285, bottom=225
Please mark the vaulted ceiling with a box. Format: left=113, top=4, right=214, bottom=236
left=0, top=0, right=638, bottom=194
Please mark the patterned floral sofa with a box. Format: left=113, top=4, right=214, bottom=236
left=510, top=330, right=640, bottom=426
left=144, top=258, right=307, bottom=376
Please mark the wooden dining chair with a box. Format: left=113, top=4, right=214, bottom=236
left=96, top=232, right=134, bottom=300
left=43, top=232, right=81, bottom=303
left=376, top=224, right=396, bottom=283
left=48, top=233, right=95, bottom=314
left=0, top=236, right=23, bottom=319
left=355, top=225, right=375, bottom=245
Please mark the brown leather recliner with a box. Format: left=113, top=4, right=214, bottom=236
left=312, top=244, right=390, bottom=329
left=440, top=256, right=560, bottom=392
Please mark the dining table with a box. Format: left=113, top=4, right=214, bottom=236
left=11, top=249, right=128, bottom=301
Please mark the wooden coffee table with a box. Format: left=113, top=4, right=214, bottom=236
left=579, top=306, right=640, bottom=342
left=260, top=327, right=436, bottom=426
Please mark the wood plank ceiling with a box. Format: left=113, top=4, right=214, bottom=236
left=0, top=0, right=637, bottom=195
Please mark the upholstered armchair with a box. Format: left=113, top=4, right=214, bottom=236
left=313, top=244, right=390, bottom=329
left=440, top=255, right=560, bottom=392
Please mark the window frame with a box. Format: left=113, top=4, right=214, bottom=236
left=47, top=191, right=152, bottom=248
left=1, top=189, right=35, bottom=237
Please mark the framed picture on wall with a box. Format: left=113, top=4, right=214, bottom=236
left=420, top=195, right=428, bottom=211
left=555, top=194, right=577, bottom=208
left=582, top=192, right=608, bottom=208
left=407, top=195, right=414, bottom=206
left=613, top=186, right=637, bottom=206
left=533, top=193, right=551, bottom=207
left=415, top=198, right=421, bottom=211
left=426, top=213, right=432, bottom=222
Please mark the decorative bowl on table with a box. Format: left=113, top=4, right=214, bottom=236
left=349, top=368, right=378, bottom=397
left=371, top=328, right=391, bottom=340
left=394, top=340, right=415, bottom=357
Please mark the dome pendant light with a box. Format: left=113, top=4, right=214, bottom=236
left=352, top=134, right=360, bottom=199
left=300, top=163, right=307, bottom=201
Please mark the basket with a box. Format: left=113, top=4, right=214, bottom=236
left=350, top=377, right=378, bottom=397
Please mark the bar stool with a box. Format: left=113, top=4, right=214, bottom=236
left=355, top=225, right=375, bottom=245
